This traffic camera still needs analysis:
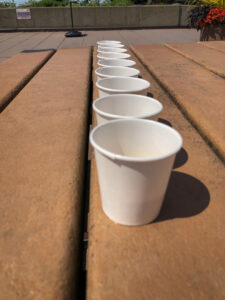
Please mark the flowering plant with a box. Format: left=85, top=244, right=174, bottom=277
left=187, top=0, right=225, bottom=30
left=199, top=7, right=225, bottom=27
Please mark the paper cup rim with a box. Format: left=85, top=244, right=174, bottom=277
left=95, top=67, right=140, bottom=79
left=97, top=40, right=122, bottom=44
left=93, top=94, right=163, bottom=120
left=97, top=53, right=131, bottom=60
left=90, top=119, right=183, bottom=162
left=97, top=59, right=136, bottom=67
left=97, top=48, right=127, bottom=53
left=97, top=44, right=125, bottom=49
left=96, top=76, right=150, bottom=93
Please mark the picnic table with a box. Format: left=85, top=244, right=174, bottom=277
left=0, top=41, right=224, bottom=300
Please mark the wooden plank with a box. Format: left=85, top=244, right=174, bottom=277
left=0, top=50, right=54, bottom=111
left=0, top=47, right=91, bottom=299
left=166, top=42, right=225, bottom=78
left=199, top=40, right=225, bottom=53
left=86, top=47, right=225, bottom=300
left=131, top=44, right=225, bottom=161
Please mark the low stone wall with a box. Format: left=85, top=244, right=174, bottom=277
left=0, top=5, right=191, bottom=30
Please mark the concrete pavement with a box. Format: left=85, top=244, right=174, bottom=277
left=0, top=29, right=200, bottom=63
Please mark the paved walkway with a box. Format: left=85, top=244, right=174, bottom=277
left=0, top=29, right=200, bottom=63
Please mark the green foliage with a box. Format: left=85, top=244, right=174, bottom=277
left=0, top=1, right=16, bottom=7
left=186, top=0, right=225, bottom=29
left=101, top=0, right=134, bottom=6
left=18, top=0, right=135, bottom=6
left=186, top=0, right=225, bottom=8
left=18, top=0, right=69, bottom=7
left=16, top=0, right=180, bottom=7
left=187, top=4, right=210, bottom=29
left=83, top=0, right=100, bottom=6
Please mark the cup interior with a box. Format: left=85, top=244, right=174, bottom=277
left=98, top=59, right=136, bottom=67
left=97, top=47, right=127, bottom=53
left=91, top=120, right=182, bottom=161
left=94, top=94, right=162, bottom=119
left=97, top=77, right=150, bottom=92
left=98, top=40, right=121, bottom=44
left=97, top=53, right=130, bottom=59
left=97, top=42, right=124, bottom=48
left=96, top=67, right=139, bottom=78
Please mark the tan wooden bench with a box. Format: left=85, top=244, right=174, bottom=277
left=86, top=46, right=225, bottom=300
left=0, top=50, right=54, bottom=112
left=0, top=47, right=91, bottom=299
left=198, top=40, right=225, bottom=53
left=1, top=42, right=225, bottom=300
left=130, top=44, right=225, bottom=162
left=165, top=42, right=225, bottom=78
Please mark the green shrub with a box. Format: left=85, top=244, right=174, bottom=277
left=18, top=0, right=68, bottom=7
left=186, top=0, right=225, bottom=8
left=0, top=1, right=16, bottom=7
left=101, top=0, right=134, bottom=6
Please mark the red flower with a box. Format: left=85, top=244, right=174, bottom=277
left=199, top=7, right=225, bottom=28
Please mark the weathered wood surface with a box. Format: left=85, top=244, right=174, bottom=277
left=86, top=47, right=225, bottom=300
left=0, top=47, right=91, bottom=300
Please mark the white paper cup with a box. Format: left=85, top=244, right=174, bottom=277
left=90, top=119, right=182, bottom=226
left=93, top=94, right=163, bottom=125
left=97, top=43, right=124, bottom=48
left=95, top=66, right=140, bottom=81
left=97, top=40, right=122, bottom=44
left=98, top=44, right=125, bottom=50
left=97, top=52, right=131, bottom=60
left=97, top=41, right=124, bottom=47
left=98, top=59, right=136, bottom=68
left=96, top=76, right=150, bottom=97
left=97, top=47, right=127, bottom=53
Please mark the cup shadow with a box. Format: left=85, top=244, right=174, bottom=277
left=158, top=118, right=172, bottom=127
left=157, top=118, right=188, bottom=169
left=173, top=147, right=188, bottom=169
left=147, top=91, right=154, bottom=98
left=22, top=49, right=55, bottom=53
left=154, top=171, right=210, bottom=223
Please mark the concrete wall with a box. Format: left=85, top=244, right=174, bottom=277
left=0, top=6, right=191, bottom=30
